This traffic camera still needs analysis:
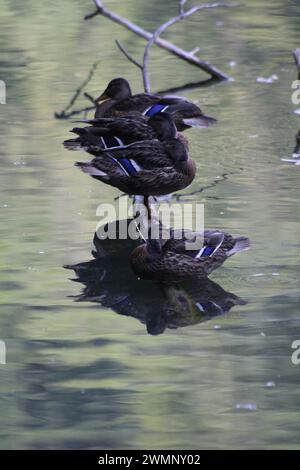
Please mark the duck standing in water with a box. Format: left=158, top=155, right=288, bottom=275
left=130, top=230, right=250, bottom=282
left=94, top=77, right=216, bottom=131
left=67, top=114, right=196, bottom=196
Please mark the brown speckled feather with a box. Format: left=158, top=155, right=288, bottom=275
left=130, top=230, right=250, bottom=281
left=96, top=95, right=216, bottom=131
left=74, top=136, right=196, bottom=196
left=64, top=113, right=188, bottom=153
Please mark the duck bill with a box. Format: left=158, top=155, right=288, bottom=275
left=95, top=92, right=110, bottom=103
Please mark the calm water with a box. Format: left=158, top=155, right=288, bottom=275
left=0, top=0, right=300, bottom=450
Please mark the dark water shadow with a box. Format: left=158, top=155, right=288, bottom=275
left=281, top=129, right=300, bottom=164
left=158, top=77, right=223, bottom=95
left=65, top=220, right=246, bottom=336
left=294, top=130, right=300, bottom=156
left=19, top=355, right=134, bottom=449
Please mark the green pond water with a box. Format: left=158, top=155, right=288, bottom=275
left=0, top=0, right=300, bottom=450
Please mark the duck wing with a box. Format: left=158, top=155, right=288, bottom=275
left=164, top=230, right=249, bottom=259
left=107, top=93, right=160, bottom=114
left=98, top=140, right=172, bottom=169
left=64, top=120, right=158, bottom=154
left=76, top=116, right=156, bottom=142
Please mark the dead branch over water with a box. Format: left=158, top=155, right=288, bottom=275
left=86, top=0, right=237, bottom=86
left=55, top=0, right=237, bottom=119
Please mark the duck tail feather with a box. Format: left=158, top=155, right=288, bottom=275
left=70, top=127, right=87, bottom=136
left=75, top=162, right=107, bottom=178
left=72, top=119, right=95, bottom=124
left=63, top=139, right=83, bottom=151
left=183, top=115, right=217, bottom=128
left=227, top=237, right=251, bottom=256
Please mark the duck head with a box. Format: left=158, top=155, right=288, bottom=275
left=163, top=139, right=189, bottom=169
left=148, top=113, right=178, bottom=140
left=95, top=78, right=132, bottom=103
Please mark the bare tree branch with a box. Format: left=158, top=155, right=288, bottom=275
left=56, top=105, right=96, bottom=120
left=143, top=2, right=235, bottom=92
left=56, top=1, right=237, bottom=119
left=83, top=92, right=97, bottom=104
left=85, top=9, right=101, bottom=20
left=158, top=77, right=219, bottom=94
left=54, top=60, right=99, bottom=119
left=85, top=0, right=237, bottom=84
left=179, top=0, right=188, bottom=17
left=115, top=40, right=143, bottom=70
left=190, top=47, right=201, bottom=56
left=174, top=169, right=241, bottom=201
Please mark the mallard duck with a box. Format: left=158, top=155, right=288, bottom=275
left=65, top=223, right=246, bottom=335
left=94, top=78, right=216, bottom=131
left=64, top=113, right=188, bottom=153
left=130, top=230, right=250, bottom=282
left=73, top=122, right=196, bottom=196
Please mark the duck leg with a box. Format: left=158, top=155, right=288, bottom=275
left=144, top=196, right=151, bottom=221
left=144, top=196, right=160, bottom=223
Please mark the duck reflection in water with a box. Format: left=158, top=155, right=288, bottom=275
left=281, top=130, right=300, bottom=164
left=65, top=220, right=246, bottom=336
